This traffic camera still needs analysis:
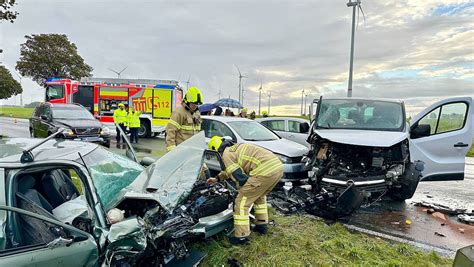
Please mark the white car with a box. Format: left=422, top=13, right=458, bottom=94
left=306, top=96, right=473, bottom=201
left=257, top=117, right=311, bottom=147
left=201, top=116, right=310, bottom=181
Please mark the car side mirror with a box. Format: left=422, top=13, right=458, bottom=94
left=140, top=156, right=156, bottom=167
left=410, top=124, right=431, bottom=139
left=40, top=115, right=50, bottom=121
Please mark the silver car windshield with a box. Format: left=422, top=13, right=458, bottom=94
left=128, top=132, right=206, bottom=212
left=228, top=121, right=279, bottom=141
left=316, top=99, right=405, bottom=131
left=81, top=148, right=144, bottom=208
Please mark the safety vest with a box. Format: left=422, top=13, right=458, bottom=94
left=128, top=111, right=141, bottom=128
left=218, top=144, right=283, bottom=181
left=165, top=106, right=201, bottom=151
left=113, top=109, right=128, bottom=125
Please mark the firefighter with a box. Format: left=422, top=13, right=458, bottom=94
left=262, top=110, right=268, bottom=117
left=127, top=106, right=141, bottom=144
left=207, top=136, right=283, bottom=245
left=113, top=103, right=128, bottom=143
left=165, top=86, right=203, bottom=151
left=239, top=107, right=247, bottom=118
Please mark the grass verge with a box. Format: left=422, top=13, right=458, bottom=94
left=194, top=212, right=452, bottom=266
left=467, top=143, right=474, bottom=157
left=0, top=106, right=34, bottom=119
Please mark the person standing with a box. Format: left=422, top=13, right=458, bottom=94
left=239, top=107, right=247, bottom=118
left=113, top=103, right=128, bottom=143
left=165, top=87, right=203, bottom=151
left=127, top=106, right=141, bottom=144
left=207, top=136, right=283, bottom=245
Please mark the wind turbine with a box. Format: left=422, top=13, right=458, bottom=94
left=346, top=0, right=365, bottom=97
left=235, top=65, right=247, bottom=105
left=108, top=66, right=128, bottom=78
left=182, top=75, right=191, bottom=90
left=267, top=91, right=272, bottom=115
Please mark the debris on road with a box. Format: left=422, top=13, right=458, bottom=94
left=458, top=214, right=474, bottom=225
left=459, top=228, right=465, bottom=234
left=427, top=208, right=435, bottom=214
left=432, top=212, right=447, bottom=221
left=414, top=201, right=470, bottom=216
left=405, top=219, right=412, bottom=225
left=434, top=232, right=446, bottom=237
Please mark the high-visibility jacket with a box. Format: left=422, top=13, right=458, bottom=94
left=165, top=106, right=201, bottom=151
left=113, top=109, right=128, bottom=125
left=217, top=143, right=283, bottom=186
left=127, top=111, right=141, bottom=128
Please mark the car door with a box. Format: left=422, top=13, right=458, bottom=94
left=410, top=97, right=473, bottom=181
left=0, top=206, right=98, bottom=267
left=287, top=120, right=310, bottom=147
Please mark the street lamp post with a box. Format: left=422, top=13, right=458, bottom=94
left=346, top=0, right=361, bottom=98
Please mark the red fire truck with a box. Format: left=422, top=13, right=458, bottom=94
left=45, top=77, right=183, bottom=137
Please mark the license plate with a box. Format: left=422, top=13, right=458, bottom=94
left=74, top=137, right=103, bottom=142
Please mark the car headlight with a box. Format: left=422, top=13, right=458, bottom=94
left=276, top=154, right=291, bottom=164
left=100, top=126, right=110, bottom=135
left=63, top=129, right=75, bottom=136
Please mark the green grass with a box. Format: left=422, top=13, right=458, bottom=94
left=0, top=106, right=34, bottom=119
left=194, top=212, right=452, bottom=266
left=467, top=143, right=474, bottom=157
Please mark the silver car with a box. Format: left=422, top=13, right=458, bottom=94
left=257, top=117, right=311, bottom=147
left=201, top=116, right=310, bottom=181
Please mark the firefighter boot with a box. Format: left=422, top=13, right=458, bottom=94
left=229, top=236, right=250, bottom=245
left=253, top=224, right=268, bottom=235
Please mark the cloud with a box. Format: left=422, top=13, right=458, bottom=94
left=0, top=0, right=472, bottom=116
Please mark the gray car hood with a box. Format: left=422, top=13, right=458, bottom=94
left=247, top=138, right=309, bottom=157
left=314, top=129, right=408, bottom=147
left=112, top=132, right=206, bottom=212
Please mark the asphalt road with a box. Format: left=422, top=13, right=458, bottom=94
left=1, top=117, right=473, bottom=255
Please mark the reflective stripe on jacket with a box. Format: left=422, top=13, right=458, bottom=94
left=127, top=111, right=141, bottom=128
left=165, top=106, right=201, bottom=151
left=218, top=143, right=283, bottom=183
left=113, top=109, right=128, bottom=125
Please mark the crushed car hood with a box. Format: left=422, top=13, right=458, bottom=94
left=314, top=129, right=408, bottom=147
left=116, top=132, right=206, bottom=212
left=247, top=138, right=309, bottom=157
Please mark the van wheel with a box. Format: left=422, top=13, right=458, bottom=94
left=138, top=120, right=151, bottom=138
left=389, top=161, right=423, bottom=201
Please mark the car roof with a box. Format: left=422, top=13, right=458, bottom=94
left=317, top=97, right=404, bottom=103
left=43, top=103, right=84, bottom=109
left=0, top=138, right=98, bottom=164
left=201, top=116, right=251, bottom=122
left=256, top=117, right=310, bottom=122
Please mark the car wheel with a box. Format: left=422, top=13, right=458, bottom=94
left=138, top=120, right=151, bottom=138
left=389, top=161, right=423, bottom=201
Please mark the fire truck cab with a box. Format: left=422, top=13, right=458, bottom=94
left=45, top=77, right=183, bottom=138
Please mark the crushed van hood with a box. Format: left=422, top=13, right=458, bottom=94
left=314, top=129, right=408, bottom=147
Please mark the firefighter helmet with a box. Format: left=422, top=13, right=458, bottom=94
left=184, top=87, right=203, bottom=105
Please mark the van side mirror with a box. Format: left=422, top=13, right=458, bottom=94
left=410, top=124, right=431, bottom=139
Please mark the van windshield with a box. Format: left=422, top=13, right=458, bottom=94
left=316, top=99, right=405, bottom=131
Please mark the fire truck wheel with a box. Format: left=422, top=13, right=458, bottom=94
left=139, top=119, right=151, bottom=138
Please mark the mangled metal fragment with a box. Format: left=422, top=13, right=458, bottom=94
left=458, top=214, right=474, bottom=225
left=414, top=201, right=470, bottom=216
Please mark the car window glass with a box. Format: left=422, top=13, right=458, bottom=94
left=44, top=107, right=51, bottom=118
left=266, top=120, right=285, bottom=131
left=201, top=119, right=211, bottom=137
left=288, top=121, right=301, bottom=133
left=52, top=107, right=94, bottom=120
left=208, top=120, right=236, bottom=140
left=418, top=107, right=440, bottom=135
left=437, top=103, right=467, bottom=134
left=45, top=84, right=64, bottom=101
left=228, top=121, right=279, bottom=141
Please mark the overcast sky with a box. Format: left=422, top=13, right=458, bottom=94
left=1, top=0, right=473, bottom=115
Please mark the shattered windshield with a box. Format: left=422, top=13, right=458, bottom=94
left=316, top=99, right=405, bottom=131
left=128, top=132, right=206, bottom=212
left=80, top=147, right=144, bottom=208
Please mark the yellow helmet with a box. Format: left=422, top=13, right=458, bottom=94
left=184, top=87, right=203, bottom=105
left=262, top=110, right=268, bottom=115
left=208, top=136, right=223, bottom=152
left=241, top=107, right=247, bottom=113
left=118, top=103, right=125, bottom=107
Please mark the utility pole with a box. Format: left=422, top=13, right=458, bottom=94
left=267, top=91, right=271, bottom=115
left=14, top=71, right=23, bottom=106
left=258, top=80, right=262, bottom=115
left=300, top=89, right=305, bottom=115
left=346, top=0, right=362, bottom=97
left=304, top=90, right=311, bottom=116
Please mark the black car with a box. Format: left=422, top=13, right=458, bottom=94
left=29, top=103, right=111, bottom=147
